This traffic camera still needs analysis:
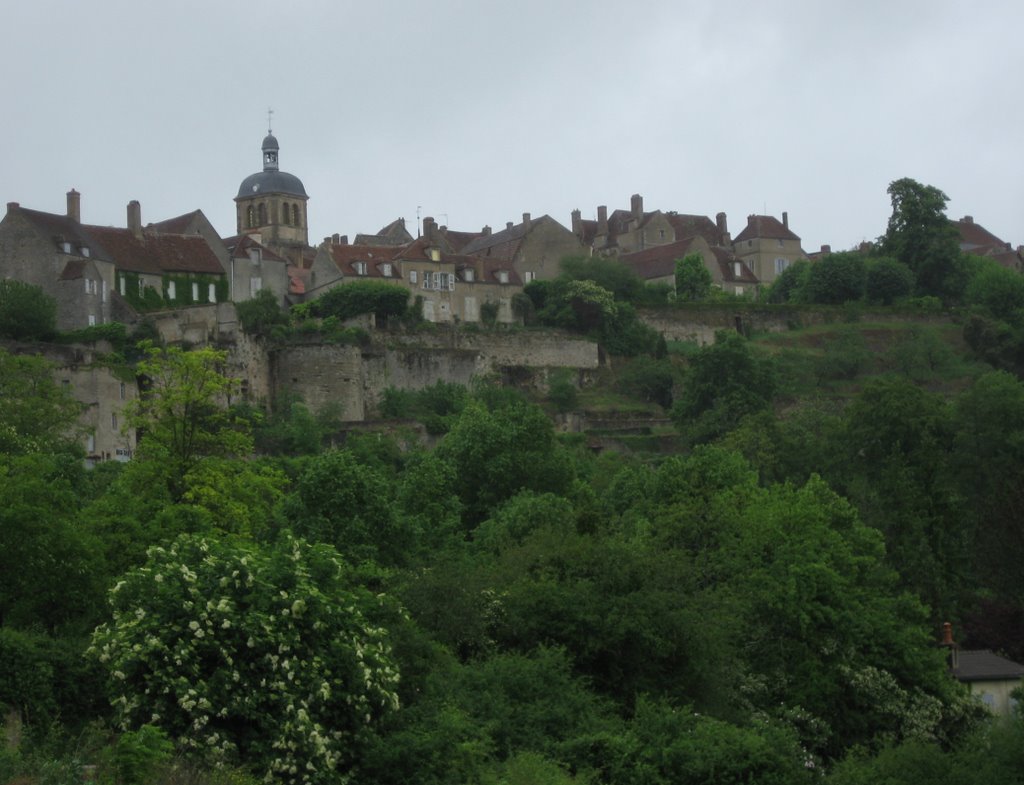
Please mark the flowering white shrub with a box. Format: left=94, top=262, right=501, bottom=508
left=89, top=533, right=400, bottom=785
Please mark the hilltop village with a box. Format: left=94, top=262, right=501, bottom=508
left=3, top=129, right=1022, bottom=464
left=7, top=133, right=1024, bottom=784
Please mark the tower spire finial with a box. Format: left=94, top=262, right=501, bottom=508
left=267, top=106, right=274, bottom=134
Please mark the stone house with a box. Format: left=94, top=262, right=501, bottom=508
left=732, top=212, right=807, bottom=286
left=943, top=623, right=1024, bottom=716
left=222, top=233, right=291, bottom=306
left=459, top=213, right=582, bottom=282
left=619, top=236, right=758, bottom=296
left=0, top=192, right=226, bottom=331
left=952, top=215, right=1023, bottom=272
left=353, top=217, right=414, bottom=247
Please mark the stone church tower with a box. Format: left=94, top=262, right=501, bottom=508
left=234, top=128, right=309, bottom=264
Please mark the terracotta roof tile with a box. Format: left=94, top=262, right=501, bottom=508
left=733, top=214, right=800, bottom=243
left=86, top=226, right=224, bottom=275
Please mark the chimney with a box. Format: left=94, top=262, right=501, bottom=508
left=963, top=215, right=974, bottom=224
left=506, top=221, right=514, bottom=231
left=6, top=202, right=19, bottom=213
left=423, top=216, right=437, bottom=241
left=597, top=205, right=608, bottom=235
left=716, top=212, right=729, bottom=245
left=522, top=212, right=531, bottom=231
left=127, top=200, right=142, bottom=236
left=782, top=211, right=789, bottom=229
left=482, top=225, right=492, bottom=236
left=571, top=208, right=582, bottom=237
left=631, top=193, right=643, bottom=221
left=67, top=189, right=81, bottom=222
left=332, top=233, right=341, bottom=245
left=940, top=622, right=959, bottom=670
left=820, top=244, right=832, bottom=254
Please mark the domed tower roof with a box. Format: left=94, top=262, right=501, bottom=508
left=236, top=130, right=307, bottom=199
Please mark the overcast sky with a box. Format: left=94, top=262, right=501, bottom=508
left=4, top=0, right=1022, bottom=255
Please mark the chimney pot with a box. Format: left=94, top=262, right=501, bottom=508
left=941, top=622, right=954, bottom=646
left=67, top=189, right=81, bottom=223
left=631, top=193, right=643, bottom=220
left=127, top=200, right=142, bottom=235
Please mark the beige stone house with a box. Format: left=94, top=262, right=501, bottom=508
left=459, top=213, right=582, bottom=282
left=732, top=213, right=807, bottom=285
left=619, top=236, right=758, bottom=296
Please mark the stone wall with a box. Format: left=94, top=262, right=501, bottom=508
left=269, top=328, right=600, bottom=422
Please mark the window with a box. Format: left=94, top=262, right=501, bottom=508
left=120, top=382, right=126, bottom=400
left=497, top=270, right=509, bottom=284
left=381, top=263, right=392, bottom=277
left=353, top=261, right=367, bottom=276
left=777, top=239, right=784, bottom=247
left=292, top=204, right=300, bottom=225
left=119, top=276, right=126, bottom=296
left=86, top=434, right=96, bottom=453
left=88, top=314, right=96, bottom=326
left=430, top=249, right=441, bottom=262
left=101, top=280, right=107, bottom=303
left=282, top=202, right=290, bottom=225
left=167, top=281, right=176, bottom=300
left=111, top=413, right=118, bottom=430
left=774, top=258, right=789, bottom=275
left=85, top=278, right=91, bottom=294
left=250, top=277, right=262, bottom=296
left=463, top=268, right=474, bottom=282
left=138, top=279, right=145, bottom=297
left=524, top=271, right=536, bottom=283
left=209, top=283, right=217, bottom=303
left=192, top=282, right=199, bottom=301
left=258, top=203, right=267, bottom=225
left=734, top=262, right=742, bottom=277
left=246, top=205, right=255, bottom=228
left=62, top=241, right=72, bottom=253
left=409, top=270, right=418, bottom=284
left=735, top=286, right=744, bottom=296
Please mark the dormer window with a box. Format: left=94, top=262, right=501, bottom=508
left=62, top=241, right=72, bottom=253
left=81, top=246, right=90, bottom=257
left=353, top=261, right=367, bottom=276
left=463, top=269, right=475, bottom=283
left=497, top=270, right=509, bottom=284
left=430, top=249, right=441, bottom=262
left=248, top=248, right=261, bottom=264
left=734, top=262, right=742, bottom=277
left=381, top=263, right=393, bottom=277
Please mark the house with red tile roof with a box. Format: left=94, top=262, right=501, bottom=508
left=952, top=215, right=1022, bottom=272
left=619, top=236, right=758, bottom=296
left=0, top=191, right=228, bottom=331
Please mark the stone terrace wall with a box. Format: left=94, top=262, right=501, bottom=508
left=269, top=329, right=600, bottom=422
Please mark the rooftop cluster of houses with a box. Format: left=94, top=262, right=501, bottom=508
left=2, top=130, right=1022, bottom=335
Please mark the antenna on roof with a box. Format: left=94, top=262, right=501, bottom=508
left=267, top=107, right=274, bottom=134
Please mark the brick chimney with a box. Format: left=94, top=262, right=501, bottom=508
left=782, top=211, right=789, bottom=230
left=506, top=221, right=514, bottom=231
left=571, top=208, right=582, bottom=238
left=597, top=205, right=608, bottom=236
left=940, top=622, right=959, bottom=670
left=423, top=216, right=438, bottom=242
left=67, top=189, right=81, bottom=223
left=6, top=202, right=19, bottom=214
left=962, top=215, right=974, bottom=224
left=716, top=212, right=729, bottom=245
left=482, top=225, right=492, bottom=236
left=820, top=244, right=832, bottom=254
left=522, top=212, right=531, bottom=231
left=127, top=200, right=142, bottom=236
left=631, top=193, right=643, bottom=221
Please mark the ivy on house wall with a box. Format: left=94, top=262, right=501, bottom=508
left=118, top=272, right=227, bottom=311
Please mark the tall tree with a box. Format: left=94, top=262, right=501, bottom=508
left=880, top=178, right=965, bottom=301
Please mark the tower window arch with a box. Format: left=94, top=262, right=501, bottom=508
left=258, top=203, right=267, bottom=226
left=292, top=204, right=300, bottom=226
left=246, top=205, right=255, bottom=228
left=282, top=202, right=290, bottom=225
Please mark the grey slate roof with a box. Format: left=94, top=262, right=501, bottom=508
left=953, top=650, right=1024, bottom=682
